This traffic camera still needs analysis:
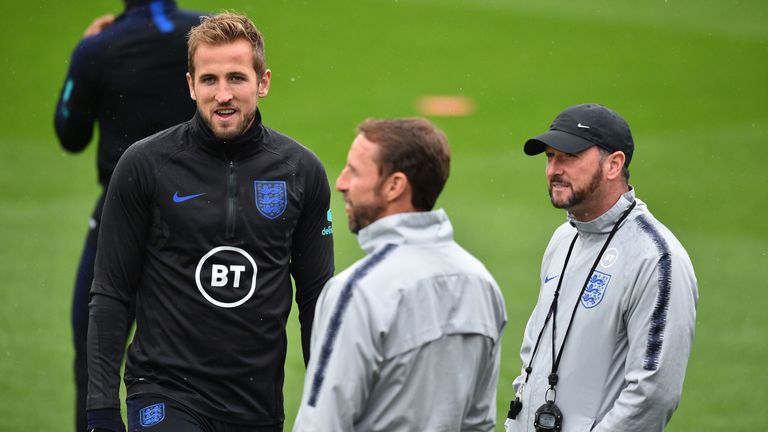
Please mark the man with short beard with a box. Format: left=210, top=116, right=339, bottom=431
left=504, top=104, right=698, bottom=432
left=86, top=12, right=334, bottom=432
left=293, top=117, right=507, bottom=431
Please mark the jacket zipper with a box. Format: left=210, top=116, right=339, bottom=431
left=226, top=160, right=237, bottom=239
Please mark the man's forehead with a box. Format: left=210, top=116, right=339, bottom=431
left=192, top=40, right=254, bottom=68
left=349, top=134, right=380, bottom=164
left=352, top=133, right=378, bottom=153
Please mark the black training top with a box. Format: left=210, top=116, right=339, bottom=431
left=54, top=0, right=202, bottom=187
left=87, top=111, right=335, bottom=427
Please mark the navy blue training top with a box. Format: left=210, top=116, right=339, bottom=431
left=54, top=0, right=203, bottom=187
left=88, top=111, right=335, bottom=426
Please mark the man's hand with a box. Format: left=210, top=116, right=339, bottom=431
left=84, top=14, right=115, bottom=37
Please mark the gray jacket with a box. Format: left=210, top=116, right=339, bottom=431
left=506, top=190, right=698, bottom=432
left=295, top=209, right=507, bottom=432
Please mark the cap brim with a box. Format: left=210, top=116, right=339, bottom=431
left=524, top=130, right=594, bottom=156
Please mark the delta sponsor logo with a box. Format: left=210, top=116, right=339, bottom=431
left=322, top=208, right=333, bottom=236
left=195, top=246, right=258, bottom=308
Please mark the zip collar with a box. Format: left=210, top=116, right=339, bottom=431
left=191, top=109, right=265, bottom=161
left=568, top=189, right=641, bottom=234
left=357, top=209, right=454, bottom=254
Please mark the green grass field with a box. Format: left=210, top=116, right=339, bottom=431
left=1, top=0, right=766, bottom=430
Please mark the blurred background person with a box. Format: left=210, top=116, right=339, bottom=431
left=53, top=1, right=204, bottom=430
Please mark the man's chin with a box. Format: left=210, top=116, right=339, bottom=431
left=212, top=128, right=241, bottom=141
left=549, top=193, right=572, bottom=209
left=348, top=221, right=361, bottom=235
left=348, top=218, right=372, bottom=235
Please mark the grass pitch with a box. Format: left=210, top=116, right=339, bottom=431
left=1, top=0, right=766, bottom=430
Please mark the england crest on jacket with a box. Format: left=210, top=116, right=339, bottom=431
left=581, top=271, right=612, bottom=308
left=254, top=180, right=287, bottom=219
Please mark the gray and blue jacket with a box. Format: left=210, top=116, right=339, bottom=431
left=507, top=190, right=698, bottom=432
left=295, top=210, right=507, bottom=431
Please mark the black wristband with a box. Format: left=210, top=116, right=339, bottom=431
left=86, top=408, right=124, bottom=432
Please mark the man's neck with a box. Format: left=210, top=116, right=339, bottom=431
left=569, top=184, right=630, bottom=222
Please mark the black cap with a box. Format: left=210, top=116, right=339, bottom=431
left=524, top=103, right=634, bottom=165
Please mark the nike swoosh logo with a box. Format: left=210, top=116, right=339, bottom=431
left=173, top=192, right=205, bottom=203
left=577, top=123, right=590, bottom=128
left=544, top=274, right=559, bottom=283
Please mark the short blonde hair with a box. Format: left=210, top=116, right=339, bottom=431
left=187, top=12, right=266, bottom=77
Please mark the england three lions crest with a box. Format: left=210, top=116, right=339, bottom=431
left=254, top=180, right=287, bottom=220
left=140, top=403, right=165, bottom=427
left=581, top=271, right=612, bottom=308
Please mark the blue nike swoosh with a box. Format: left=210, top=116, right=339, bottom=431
left=544, top=274, right=559, bottom=283
left=173, top=192, right=205, bottom=203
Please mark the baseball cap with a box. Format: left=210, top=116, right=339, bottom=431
left=524, top=103, right=634, bottom=165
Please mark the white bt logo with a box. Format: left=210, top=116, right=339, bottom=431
left=211, top=265, right=247, bottom=288
left=195, top=246, right=258, bottom=308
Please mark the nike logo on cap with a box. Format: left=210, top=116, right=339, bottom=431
left=173, top=192, right=205, bottom=203
left=577, top=123, right=590, bottom=128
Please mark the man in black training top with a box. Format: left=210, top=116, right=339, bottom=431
left=85, top=12, right=335, bottom=432
left=53, top=2, right=203, bottom=431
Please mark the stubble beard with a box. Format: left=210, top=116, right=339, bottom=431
left=549, top=164, right=603, bottom=210
left=347, top=192, right=387, bottom=235
left=200, top=107, right=257, bottom=141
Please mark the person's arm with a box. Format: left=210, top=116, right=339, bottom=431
left=463, top=335, right=503, bottom=432
left=54, top=19, right=108, bottom=152
left=86, top=295, right=130, bottom=432
left=86, top=144, right=153, bottom=430
left=290, top=156, right=334, bottom=364
left=592, top=250, right=697, bottom=432
left=293, top=285, right=378, bottom=432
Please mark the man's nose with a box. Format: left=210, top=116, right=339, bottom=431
left=335, top=170, right=349, bottom=192
left=215, top=84, right=233, bottom=104
left=546, top=156, right=563, bottom=178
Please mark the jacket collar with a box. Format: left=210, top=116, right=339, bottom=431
left=190, top=109, right=265, bottom=160
left=357, top=209, right=454, bottom=254
left=568, top=189, right=638, bottom=234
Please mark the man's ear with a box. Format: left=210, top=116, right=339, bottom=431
left=605, top=151, right=625, bottom=180
left=257, top=69, right=272, bottom=97
left=383, top=172, right=409, bottom=203
left=186, top=72, right=196, bottom=101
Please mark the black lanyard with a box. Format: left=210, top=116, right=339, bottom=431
left=523, top=201, right=637, bottom=398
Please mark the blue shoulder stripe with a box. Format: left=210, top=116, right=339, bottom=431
left=150, top=0, right=175, bottom=33
left=635, top=215, right=672, bottom=371
left=60, top=78, right=74, bottom=119
left=307, top=243, right=397, bottom=407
